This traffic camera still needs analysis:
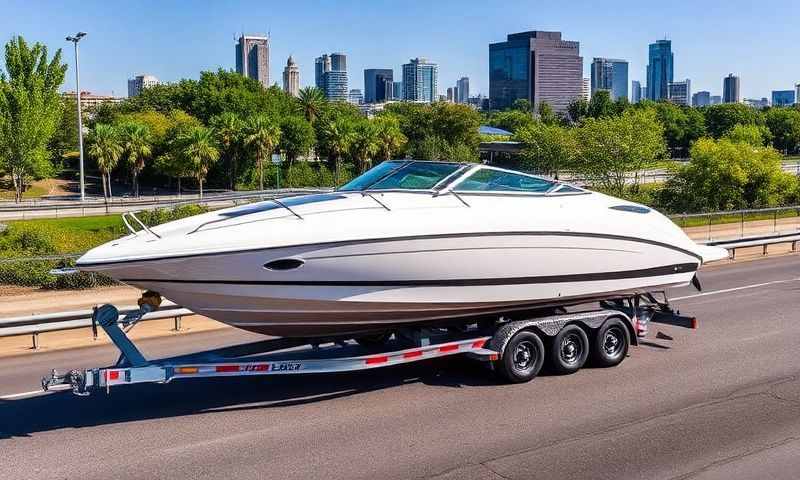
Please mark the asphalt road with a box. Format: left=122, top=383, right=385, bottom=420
left=2, top=255, right=800, bottom=479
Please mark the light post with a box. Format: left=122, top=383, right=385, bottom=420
left=66, top=32, right=87, bottom=202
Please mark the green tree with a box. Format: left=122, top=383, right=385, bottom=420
left=0, top=36, right=67, bottom=202
left=515, top=122, right=577, bottom=177
left=573, top=108, right=667, bottom=195
left=119, top=122, right=152, bottom=197
left=704, top=103, right=761, bottom=138
left=177, top=126, right=218, bottom=198
left=243, top=114, right=280, bottom=190
left=649, top=102, right=706, bottom=157
left=373, top=116, right=407, bottom=161
left=587, top=90, right=615, bottom=119
left=297, top=86, right=326, bottom=123
left=537, top=101, right=558, bottom=125
left=86, top=124, right=123, bottom=201
left=488, top=109, right=535, bottom=133
left=154, top=152, right=190, bottom=195
left=210, top=112, right=243, bottom=189
left=321, top=118, right=355, bottom=184
left=279, top=116, right=315, bottom=165
left=723, top=124, right=770, bottom=147
left=349, top=120, right=379, bottom=172
left=566, top=98, right=589, bottom=125
left=512, top=98, right=532, bottom=112
left=48, top=96, right=79, bottom=165
left=764, top=107, right=800, bottom=154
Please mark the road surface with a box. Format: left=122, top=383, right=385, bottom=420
left=1, top=255, right=800, bottom=479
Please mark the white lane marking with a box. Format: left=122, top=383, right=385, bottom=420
left=0, top=385, right=70, bottom=400
left=672, top=278, right=800, bottom=301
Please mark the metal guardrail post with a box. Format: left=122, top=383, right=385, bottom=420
left=707, top=214, right=712, bottom=241
left=740, top=211, right=744, bottom=238
left=32, top=331, right=39, bottom=350
left=173, top=315, right=181, bottom=332
left=774, top=210, right=778, bottom=232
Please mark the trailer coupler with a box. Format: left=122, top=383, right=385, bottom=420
left=42, top=369, right=90, bottom=396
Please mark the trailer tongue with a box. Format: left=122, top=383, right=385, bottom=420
left=42, top=293, right=697, bottom=396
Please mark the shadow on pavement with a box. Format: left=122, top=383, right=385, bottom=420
left=0, top=356, right=501, bottom=439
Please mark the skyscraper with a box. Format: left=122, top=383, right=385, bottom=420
left=348, top=89, right=363, bottom=105
left=710, top=95, right=722, bottom=105
left=364, top=69, right=394, bottom=103
left=489, top=31, right=583, bottom=112
left=590, top=58, right=628, bottom=101
left=393, top=81, right=403, bottom=100
left=315, top=52, right=348, bottom=101
left=127, top=74, right=160, bottom=97
left=582, top=78, right=590, bottom=101
left=631, top=80, right=642, bottom=103
left=667, top=79, right=691, bottom=106
left=692, top=91, right=711, bottom=107
left=796, top=84, right=800, bottom=105
left=646, top=39, right=673, bottom=101
left=723, top=74, right=740, bottom=103
left=447, top=87, right=455, bottom=102
left=456, top=77, right=470, bottom=103
left=282, top=56, right=300, bottom=97
left=235, top=35, right=270, bottom=88
left=772, top=90, right=795, bottom=107
left=402, top=58, right=438, bottom=103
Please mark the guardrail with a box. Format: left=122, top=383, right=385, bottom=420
left=0, top=302, right=193, bottom=349
left=706, top=232, right=800, bottom=259
left=670, top=205, right=800, bottom=241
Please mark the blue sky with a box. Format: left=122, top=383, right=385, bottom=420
left=2, top=0, right=798, bottom=100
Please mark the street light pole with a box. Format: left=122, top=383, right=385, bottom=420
left=66, top=32, right=87, bottom=202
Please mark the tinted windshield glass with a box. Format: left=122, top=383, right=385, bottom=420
left=455, top=169, right=554, bottom=193
left=338, top=161, right=406, bottom=191
left=369, top=162, right=462, bottom=190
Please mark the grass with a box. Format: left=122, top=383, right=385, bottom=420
left=670, top=208, right=800, bottom=228
left=4, top=214, right=126, bottom=254
left=0, top=183, right=50, bottom=200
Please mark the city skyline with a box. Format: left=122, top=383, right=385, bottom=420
left=3, top=0, right=799, bottom=101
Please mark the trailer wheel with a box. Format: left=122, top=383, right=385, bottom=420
left=548, top=324, right=589, bottom=375
left=591, top=318, right=630, bottom=367
left=494, top=330, right=545, bottom=383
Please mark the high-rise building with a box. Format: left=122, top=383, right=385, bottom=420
left=348, top=89, right=363, bottom=105
left=282, top=56, right=300, bottom=97
left=364, top=69, right=394, bottom=103
left=646, top=39, right=673, bottom=101
left=744, top=97, right=768, bottom=109
left=582, top=78, right=590, bottom=101
left=127, top=74, right=160, bottom=97
left=590, top=58, right=628, bottom=101
left=710, top=95, right=722, bottom=105
left=447, top=87, right=455, bottom=102
left=315, top=52, right=348, bottom=101
left=393, top=81, right=403, bottom=100
left=796, top=84, right=800, bottom=105
left=668, top=79, right=691, bottom=106
left=723, top=74, right=740, bottom=103
left=642, top=86, right=648, bottom=100
left=489, top=31, right=583, bottom=112
left=692, top=91, right=711, bottom=107
left=631, top=80, right=642, bottom=103
left=402, top=58, right=438, bottom=103
left=456, top=77, right=470, bottom=103
left=235, top=35, right=270, bottom=88
left=772, top=90, right=795, bottom=107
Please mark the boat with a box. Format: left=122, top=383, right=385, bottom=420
left=76, top=161, right=728, bottom=338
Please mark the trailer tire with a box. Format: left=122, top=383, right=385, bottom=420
left=494, top=330, right=545, bottom=383
left=591, top=318, right=629, bottom=367
left=548, top=324, right=589, bottom=375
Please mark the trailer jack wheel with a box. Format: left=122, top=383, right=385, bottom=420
left=494, top=330, right=545, bottom=383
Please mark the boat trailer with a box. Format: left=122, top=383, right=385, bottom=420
left=42, top=293, right=697, bottom=396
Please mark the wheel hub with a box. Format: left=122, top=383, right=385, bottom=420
left=603, top=329, right=623, bottom=356
left=513, top=341, right=535, bottom=370
left=561, top=334, right=582, bottom=365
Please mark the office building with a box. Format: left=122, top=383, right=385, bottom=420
left=723, top=74, right=740, bottom=103
left=447, top=87, right=456, bottom=102
left=127, top=74, right=160, bottom=97
left=282, top=56, right=300, bottom=97
left=646, top=39, right=673, bottom=101
left=402, top=58, right=438, bottom=102
left=315, top=52, right=349, bottom=101
left=744, top=97, right=768, bottom=109
left=642, top=86, right=648, bottom=100
left=772, top=90, right=795, bottom=107
left=364, top=69, right=394, bottom=103
left=581, top=78, right=590, bottom=101
left=711, top=95, right=722, bottom=105
left=590, top=58, right=628, bottom=101
left=393, top=81, right=403, bottom=100
left=668, top=79, right=691, bottom=106
left=692, top=91, right=711, bottom=107
left=489, top=30, right=583, bottom=112
left=631, top=80, right=642, bottom=103
left=796, top=84, right=800, bottom=105
left=235, top=35, right=269, bottom=88
left=457, top=77, right=470, bottom=103
left=348, top=89, right=363, bottom=105
left=63, top=91, right=124, bottom=109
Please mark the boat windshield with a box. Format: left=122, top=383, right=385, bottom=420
left=339, top=161, right=462, bottom=191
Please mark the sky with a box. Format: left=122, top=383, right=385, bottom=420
left=1, top=0, right=798, bottom=100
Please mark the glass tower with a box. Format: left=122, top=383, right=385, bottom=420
left=590, top=58, right=628, bottom=101
left=646, top=40, right=673, bottom=101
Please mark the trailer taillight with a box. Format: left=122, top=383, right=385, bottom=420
left=176, top=367, right=199, bottom=374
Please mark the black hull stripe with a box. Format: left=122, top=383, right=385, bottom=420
left=120, top=262, right=697, bottom=287
left=79, top=230, right=703, bottom=268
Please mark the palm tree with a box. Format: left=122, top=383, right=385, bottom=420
left=86, top=124, right=123, bottom=202
left=297, top=87, right=326, bottom=124
left=210, top=112, right=243, bottom=190
left=350, top=121, right=379, bottom=173
left=322, top=119, right=355, bottom=185
left=375, top=118, right=408, bottom=161
left=178, top=126, right=219, bottom=198
left=243, top=115, right=281, bottom=191
left=119, top=122, right=152, bottom=197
